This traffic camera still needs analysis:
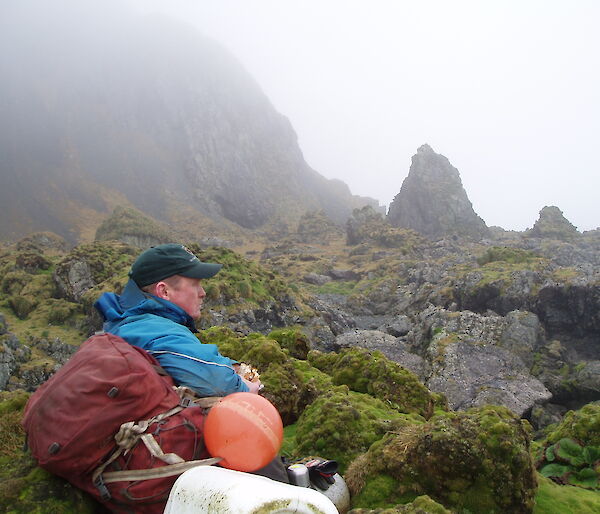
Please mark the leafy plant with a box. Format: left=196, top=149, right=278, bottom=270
left=537, top=438, right=600, bottom=489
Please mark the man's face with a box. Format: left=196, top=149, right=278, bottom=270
left=166, top=276, right=206, bottom=320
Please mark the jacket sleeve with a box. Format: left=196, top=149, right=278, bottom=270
left=105, top=310, right=250, bottom=397
left=147, top=335, right=250, bottom=397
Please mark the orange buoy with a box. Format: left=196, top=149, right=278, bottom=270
left=203, top=392, right=283, bottom=472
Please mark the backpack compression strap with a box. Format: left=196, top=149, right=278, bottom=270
left=92, top=394, right=223, bottom=501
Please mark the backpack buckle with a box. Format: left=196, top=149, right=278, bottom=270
left=93, top=474, right=111, bottom=501
left=179, top=397, right=194, bottom=408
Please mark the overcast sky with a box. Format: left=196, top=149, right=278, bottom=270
left=129, top=0, right=599, bottom=231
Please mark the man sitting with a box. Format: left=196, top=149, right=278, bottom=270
left=95, top=243, right=260, bottom=396
left=95, top=243, right=289, bottom=482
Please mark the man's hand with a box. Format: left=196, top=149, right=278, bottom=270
left=242, top=377, right=262, bottom=394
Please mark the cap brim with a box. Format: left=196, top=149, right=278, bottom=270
left=180, top=261, right=223, bottom=279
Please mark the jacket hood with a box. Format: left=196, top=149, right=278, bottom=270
left=94, top=279, right=197, bottom=331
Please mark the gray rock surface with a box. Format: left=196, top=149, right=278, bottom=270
left=387, top=144, right=489, bottom=240
left=335, top=329, right=429, bottom=380
left=53, top=259, right=95, bottom=302
left=303, top=273, right=332, bottom=286
left=426, top=339, right=551, bottom=416
left=415, top=307, right=552, bottom=415
left=1, top=332, right=32, bottom=391
left=380, top=315, right=412, bottom=337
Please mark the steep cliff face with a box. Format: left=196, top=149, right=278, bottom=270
left=0, top=1, right=374, bottom=242
left=387, top=144, right=489, bottom=240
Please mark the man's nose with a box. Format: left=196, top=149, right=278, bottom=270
left=198, top=286, right=206, bottom=299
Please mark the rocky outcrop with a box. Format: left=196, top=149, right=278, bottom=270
left=387, top=144, right=489, bottom=240
left=416, top=307, right=551, bottom=416
left=527, top=205, right=580, bottom=241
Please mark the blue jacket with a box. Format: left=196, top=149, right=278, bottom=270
left=94, top=279, right=249, bottom=396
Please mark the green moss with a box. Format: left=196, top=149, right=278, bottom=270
left=477, top=246, right=540, bottom=266
left=45, top=299, right=80, bottom=324
left=345, top=405, right=537, bottom=513
left=352, top=474, right=403, bottom=509
left=268, top=327, right=311, bottom=360
left=546, top=403, right=600, bottom=447
left=95, top=205, right=171, bottom=243
left=186, top=245, right=291, bottom=306
left=534, top=474, right=600, bottom=513
left=8, top=295, right=39, bottom=319
left=281, top=423, right=298, bottom=458
left=308, top=347, right=442, bottom=418
left=294, top=388, right=420, bottom=471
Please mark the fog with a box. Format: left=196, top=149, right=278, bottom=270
left=128, top=0, right=600, bottom=231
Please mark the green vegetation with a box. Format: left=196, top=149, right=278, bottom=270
left=546, top=404, right=600, bottom=447
left=537, top=438, right=599, bottom=489
left=293, top=388, right=420, bottom=471
left=477, top=246, right=541, bottom=266
left=95, top=205, right=171, bottom=243
left=188, top=245, right=291, bottom=307
left=268, top=327, right=311, bottom=360
left=308, top=347, right=446, bottom=418
left=534, top=474, right=600, bottom=513
left=346, top=405, right=537, bottom=513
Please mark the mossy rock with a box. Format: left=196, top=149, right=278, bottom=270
left=0, top=390, right=100, bottom=513
left=545, top=403, right=600, bottom=447
left=8, top=294, right=39, bottom=319
left=186, top=244, right=291, bottom=307
left=346, top=405, right=537, bottom=513
left=268, top=327, right=311, bottom=360
left=1, top=270, right=30, bottom=296
left=294, top=388, right=422, bottom=472
left=203, top=329, right=320, bottom=424
left=54, top=241, right=137, bottom=286
left=15, top=251, right=52, bottom=273
left=348, top=494, right=451, bottom=513
left=308, top=347, right=442, bottom=419
left=45, top=298, right=81, bottom=324
left=94, top=205, right=171, bottom=246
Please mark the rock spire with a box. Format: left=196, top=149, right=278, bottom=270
left=387, top=144, right=489, bottom=240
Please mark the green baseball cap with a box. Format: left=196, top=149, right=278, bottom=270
left=129, top=244, right=222, bottom=287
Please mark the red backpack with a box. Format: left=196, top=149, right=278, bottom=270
left=22, top=332, right=219, bottom=513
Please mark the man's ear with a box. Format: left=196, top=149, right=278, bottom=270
left=154, top=281, right=169, bottom=300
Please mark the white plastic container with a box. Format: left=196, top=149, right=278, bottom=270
left=164, top=466, right=339, bottom=513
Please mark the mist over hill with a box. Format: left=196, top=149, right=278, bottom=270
left=0, top=0, right=378, bottom=243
